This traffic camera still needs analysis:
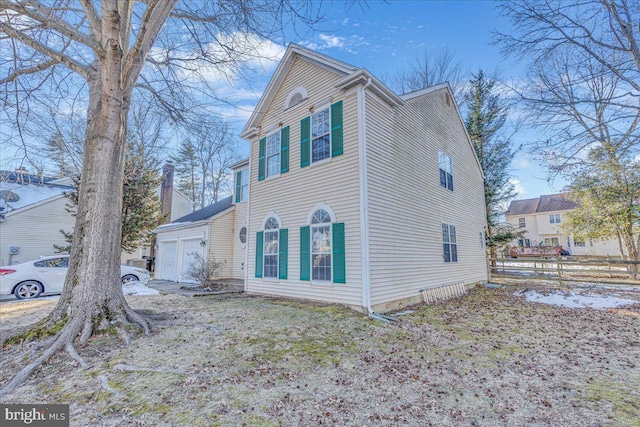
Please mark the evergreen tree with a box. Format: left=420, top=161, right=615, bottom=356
left=51, top=137, right=162, bottom=254
left=464, top=70, right=520, bottom=261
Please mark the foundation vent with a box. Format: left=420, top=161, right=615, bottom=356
left=420, top=282, right=466, bottom=304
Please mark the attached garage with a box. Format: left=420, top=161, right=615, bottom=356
left=153, top=196, right=235, bottom=282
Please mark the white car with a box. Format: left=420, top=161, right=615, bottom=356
left=0, top=255, right=151, bottom=300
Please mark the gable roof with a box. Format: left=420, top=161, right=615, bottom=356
left=240, top=43, right=406, bottom=140
left=173, top=196, right=233, bottom=223
left=507, top=194, right=578, bottom=215
left=0, top=172, right=74, bottom=214
left=240, top=43, right=358, bottom=139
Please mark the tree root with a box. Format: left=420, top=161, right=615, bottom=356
left=0, top=307, right=153, bottom=398
left=98, top=375, right=120, bottom=395
left=65, top=342, right=88, bottom=368
left=0, top=319, right=82, bottom=397
left=112, top=364, right=216, bottom=379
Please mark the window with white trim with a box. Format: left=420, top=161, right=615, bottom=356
left=518, top=217, right=526, bottom=228
left=574, top=238, right=586, bottom=247
left=442, top=223, right=458, bottom=263
left=263, top=217, right=279, bottom=278
left=311, top=107, right=331, bottom=163
left=438, top=152, right=453, bottom=191
left=311, top=209, right=332, bottom=280
left=239, top=170, right=248, bottom=201
left=549, top=214, right=561, bottom=224
left=266, top=131, right=281, bottom=178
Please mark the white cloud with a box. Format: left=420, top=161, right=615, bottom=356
left=510, top=178, right=526, bottom=197
left=174, top=32, right=285, bottom=85
left=515, top=155, right=532, bottom=169
left=342, top=18, right=350, bottom=25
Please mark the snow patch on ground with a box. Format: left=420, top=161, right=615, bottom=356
left=122, top=281, right=159, bottom=296
left=517, top=289, right=637, bottom=309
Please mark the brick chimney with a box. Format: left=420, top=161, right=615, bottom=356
left=160, top=161, right=174, bottom=223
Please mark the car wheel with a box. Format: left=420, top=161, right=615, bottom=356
left=121, top=274, right=138, bottom=285
left=14, top=281, right=43, bottom=300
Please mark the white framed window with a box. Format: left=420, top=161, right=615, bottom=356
left=438, top=152, right=453, bottom=191
left=549, top=214, right=561, bottom=224
left=518, top=218, right=526, bottom=228
left=266, top=131, right=281, bottom=178
left=550, top=237, right=559, bottom=246
left=311, top=209, right=332, bottom=280
left=238, top=225, right=247, bottom=248
left=263, top=217, right=279, bottom=278
left=239, top=170, right=248, bottom=201
left=442, top=223, right=457, bottom=263
left=311, top=106, right=331, bottom=163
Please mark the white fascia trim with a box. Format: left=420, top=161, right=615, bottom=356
left=399, top=82, right=450, bottom=101
left=153, top=206, right=235, bottom=234
left=229, top=158, right=250, bottom=170
left=240, top=43, right=358, bottom=138
left=4, top=193, right=67, bottom=217
left=357, top=78, right=373, bottom=312
left=336, top=68, right=404, bottom=108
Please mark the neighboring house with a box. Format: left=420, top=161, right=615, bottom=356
left=505, top=194, right=622, bottom=257
left=120, top=161, right=193, bottom=264
left=241, top=44, right=487, bottom=313
left=0, top=170, right=75, bottom=266
left=154, top=158, right=248, bottom=283
left=0, top=163, right=192, bottom=266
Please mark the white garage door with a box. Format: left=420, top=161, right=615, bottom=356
left=180, top=238, right=203, bottom=283
left=159, top=241, right=177, bottom=281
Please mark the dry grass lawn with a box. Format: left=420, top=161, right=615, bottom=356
left=1, top=285, right=639, bottom=426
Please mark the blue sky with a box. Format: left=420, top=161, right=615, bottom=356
left=219, top=0, right=568, bottom=200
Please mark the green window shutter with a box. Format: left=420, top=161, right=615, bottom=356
left=331, top=101, right=343, bottom=157
left=332, top=222, right=346, bottom=283
left=235, top=171, right=241, bottom=203
left=300, top=116, right=310, bottom=168
left=280, top=126, right=290, bottom=173
left=299, top=226, right=310, bottom=280
left=279, top=228, right=288, bottom=279
left=255, top=231, right=264, bottom=278
left=258, top=137, right=266, bottom=181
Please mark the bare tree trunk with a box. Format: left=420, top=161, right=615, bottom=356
left=1, top=19, right=149, bottom=398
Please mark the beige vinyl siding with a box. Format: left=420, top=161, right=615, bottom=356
left=208, top=209, right=235, bottom=278
left=231, top=200, right=248, bottom=279
left=246, top=57, right=363, bottom=306
left=171, top=189, right=193, bottom=221
left=0, top=196, right=76, bottom=265
left=366, top=89, right=488, bottom=307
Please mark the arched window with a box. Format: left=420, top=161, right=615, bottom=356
left=284, top=86, right=308, bottom=110
left=311, top=209, right=332, bottom=281
left=263, top=217, right=280, bottom=278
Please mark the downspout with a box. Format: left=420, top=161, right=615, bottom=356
left=357, top=77, right=395, bottom=322
left=243, top=156, right=253, bottom=292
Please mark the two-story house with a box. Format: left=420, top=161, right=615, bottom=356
left=506, top=194, right=622, bottom=257
left=240, top=44, right=488, bottom=313
left=154, top=44, right=489, bottom=312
